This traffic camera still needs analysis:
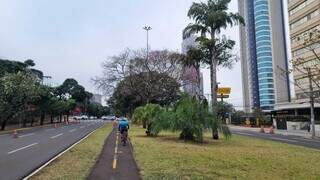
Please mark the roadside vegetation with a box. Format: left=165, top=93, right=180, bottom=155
left=130, top=125, right=320, bottom=180
left=132, top=95, right=231, bottom=142
left=31, top=123, right=112, bottom=180
left=0, top=59, right=109, bottom=131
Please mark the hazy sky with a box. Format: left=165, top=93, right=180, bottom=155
left=0, top=0, right=244, bottom=107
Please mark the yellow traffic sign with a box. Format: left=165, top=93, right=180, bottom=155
left=217, top=87, right=231, bottom=95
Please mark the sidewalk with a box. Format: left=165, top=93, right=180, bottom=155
left=88, top=129, right=140, bottom=180
left=229, top=125, right=320, bottom=139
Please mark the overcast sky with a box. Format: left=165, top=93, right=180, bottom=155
left=0, top=0, right=244, bottom=107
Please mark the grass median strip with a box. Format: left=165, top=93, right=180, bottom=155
left=130, top=125, right=320, bottom=180
left=30, top=124, right=112, bottom=180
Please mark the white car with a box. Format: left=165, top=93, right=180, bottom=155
left=81, top=115, right=88, bottom=120
left=102, top=115, right=116, bottom=121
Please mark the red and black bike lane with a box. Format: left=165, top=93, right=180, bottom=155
left=88, top=128, right=140, bottom=180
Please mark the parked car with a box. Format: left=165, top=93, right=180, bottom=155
left=102, top=115, right=116, bottom=121
left=81, top=115, right=88, bottom=120
left=89, top=116, right=97, bottom=120
left=73, top=116, right=81, bottom=120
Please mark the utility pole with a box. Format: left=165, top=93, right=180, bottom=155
left=143, top=26, right=152, bottom=61
left=307, top=67, right=316, bottom=139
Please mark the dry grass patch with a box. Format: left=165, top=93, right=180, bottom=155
left=130, top=126, right=320, bottom=180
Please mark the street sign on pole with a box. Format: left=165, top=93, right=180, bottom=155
left=217, top=95, right=229, bottom=98
left=217, top=87, right=231, bottom=95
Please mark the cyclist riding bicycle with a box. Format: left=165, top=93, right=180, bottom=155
left=118, top=117, right=129, bottom=145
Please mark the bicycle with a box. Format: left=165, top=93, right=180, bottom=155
left=121, top=130, right=128, bottom=146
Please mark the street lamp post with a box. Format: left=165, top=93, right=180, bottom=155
left=143, top=26, right=152, bottom=60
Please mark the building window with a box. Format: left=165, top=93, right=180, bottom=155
left=289, top=0, right=317, bottom=15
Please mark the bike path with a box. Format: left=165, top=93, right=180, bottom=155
left=88, top=128, right=140, bottom=180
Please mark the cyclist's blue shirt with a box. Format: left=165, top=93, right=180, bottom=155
left=119, top=119, right=129, bottom=130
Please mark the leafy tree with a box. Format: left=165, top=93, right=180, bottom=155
left=33, top=85, right=55, bottom=125
left=87, top=102, right=108, bottom=118
left=24, top=59, right=36, bottom=67
left=108, top=72, right=180, bottom=117
left=0, top=72, right=40, bottom=130
left=215, top=101, right=234, bottom=119
left=0, top=59, right=43, bottom=79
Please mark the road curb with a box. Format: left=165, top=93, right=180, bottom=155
left=23, top=123, right=105, bottom=180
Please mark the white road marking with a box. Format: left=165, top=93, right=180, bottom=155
left=270, top=137, right=298, bottom=143
left=19, top=133, right=35, bottom=138
left=8, top=143, right=38, bottom=154
left=50, top=133, right=63, bottom=139
left=69, top=129, right=77, bottom=133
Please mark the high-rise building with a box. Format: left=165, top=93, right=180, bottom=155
left=181, top=34, right=204, bottom=97
left=239, top=0, right=291, bottom=112
left=288, top=0, right=320, bottom=100
left=90, top=94, right=103, bottom=105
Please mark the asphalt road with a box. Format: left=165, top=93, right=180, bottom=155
left=231, top=128, right=320, bottom=150
left=0, top=120, right=108, bottom=180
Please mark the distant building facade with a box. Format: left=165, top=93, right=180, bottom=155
left=239, top=0, right=291, bottom=112
left=90, top=94, right=102, bottom=104
left=288, top=0, right=320, bottom=100
left=181, top=34, right=204, bottom=97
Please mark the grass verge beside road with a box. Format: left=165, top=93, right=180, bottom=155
left=130, top=125, right=320, bottom=180
left=31, top=124, right=112, bottom=180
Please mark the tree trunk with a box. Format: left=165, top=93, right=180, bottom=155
left=59, top=114, right=62, bottom=123
left=210, top=33, right=219, bottom=140
left=212, top=129, right=219, bottom=140
left=50, top=114, right=54, bottom=124
left=1, top=119, right=7, bottom=131
left=22, top=113, right=27, bottom=128
left=143, top=120, right=147, bottom=129
left=179, top=129, right=194, bottom=141
left=40, top=112, right=45, bottom=125
left=196, top=66, right=201, bottom=97
left=30, top=116, right=34, bottom=127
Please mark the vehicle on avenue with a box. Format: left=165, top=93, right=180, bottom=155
left=73, top=115, right=89, bottom=120
left=101, top=115, right=116, bottom=121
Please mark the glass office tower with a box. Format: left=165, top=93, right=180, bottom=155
left=239, top=0, right=290, bottom=112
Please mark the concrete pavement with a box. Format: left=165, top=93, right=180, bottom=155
left=230, top=126, right=320, bottom=150
left=0, top=120, right=108, bottom=180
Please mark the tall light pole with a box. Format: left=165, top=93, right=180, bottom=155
left=143, top=26, right=152, bottom=60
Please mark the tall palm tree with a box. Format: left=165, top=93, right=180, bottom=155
left=183, top=0, right=244, bottom=139
left=183, top=0, right=244, bottom=108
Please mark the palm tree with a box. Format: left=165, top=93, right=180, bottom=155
left=183, top=0, right=244, bottom=108
left=183, top=0, right=244, bottom=139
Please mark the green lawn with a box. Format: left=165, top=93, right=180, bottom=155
left=31, top=124, right=112, bottom=180
left=130, top=125, right=320, bottom=180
